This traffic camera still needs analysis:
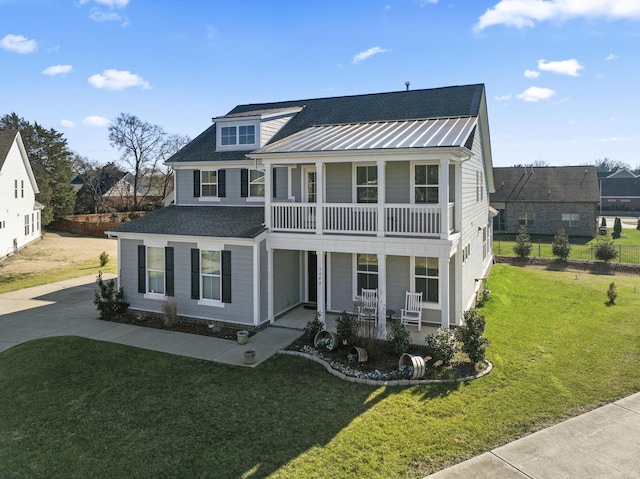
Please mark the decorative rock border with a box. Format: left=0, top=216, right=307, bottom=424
left=278, top=349, right=492, bottom=387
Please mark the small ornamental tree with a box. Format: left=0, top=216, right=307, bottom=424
left=612, top=217, right=622, bottom=239
left=456, top=309, right=489, bottom=364
left=594, top=240, right=618, bottom=264
left=513, top=226, right=533, bottom=258
left=607, top=282, right=617, bottom=305
left=94, top=273, right=128, bottom=320
left=551, top=228, right=571, bottom=261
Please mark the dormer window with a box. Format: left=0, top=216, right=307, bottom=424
left=219, top=124, right=256, bottom=147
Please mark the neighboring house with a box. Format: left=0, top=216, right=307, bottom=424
left=0, top=130, right=43, bottom=259
left=103, top=172, right=167, bottom=210
left=490, top=166, right=599, bottom=237
left=598, top=168, right=640, bottom=212
left=108, top=84, right=494, bottom=332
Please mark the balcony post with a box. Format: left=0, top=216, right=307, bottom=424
left=315, top=162, right=324, bottom=235
left=439, top=159, right=449, bottom=239
left=267, top=246, right=274, bottom=324
left=377, top=160, right=385, bottom=237
left=317, top=249, right=325, bottom=323
left=377, top=253, right=387, bottom=339
left=440, top=256, right=450, bottom=329
left=264, top=163, right=272, bottom=229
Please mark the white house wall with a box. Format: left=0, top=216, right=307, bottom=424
left=0, top=137, right=40, bottom=259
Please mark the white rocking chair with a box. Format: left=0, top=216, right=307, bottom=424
left=401, top=291, right=423, bottom=331
left=357, top=289, right=379, bottom=323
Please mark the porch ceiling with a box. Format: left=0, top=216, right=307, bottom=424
left=253, top=116, right=478, bottom=155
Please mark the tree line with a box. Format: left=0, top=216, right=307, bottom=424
left=0, top=112, right=189, bottom=226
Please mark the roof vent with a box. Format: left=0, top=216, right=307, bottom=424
left=405, top=81, right=410, bottom=91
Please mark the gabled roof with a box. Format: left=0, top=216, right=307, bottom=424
left=606, top=168, right=637, bottom=179
left=168, top=84, right=489, bottom=164
left=0, top=129, right=39, bottom=194
left=108, top=205, right=265, bottom=238
left=491, top=166, right=600, bottom=203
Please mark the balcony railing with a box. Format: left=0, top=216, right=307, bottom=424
left=271, top=203, right=454, bottom=236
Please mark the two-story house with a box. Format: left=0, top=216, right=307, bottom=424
left=0, top=130, right=43, bottom=259
left=108, top=84, right=494, bottom=333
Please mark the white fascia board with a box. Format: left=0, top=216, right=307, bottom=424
left=106, top=231, right=259, bottom=247
left=171, top=159, right=259, bottom=169
left=213, top=114, right=262, bottom=123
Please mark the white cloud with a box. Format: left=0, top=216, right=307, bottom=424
left=606, top=53, right=618, bottom=60
left=42, top=65, right=73, bottom=76
left=79, top=0, right=129, bottom=7
left=88, top=69, right=151, bottom=90
left=524, top=69, right=540, bottom=78
left=517, top=86, right=556, bottom=102
left=600, top=136, right=628, bottom=142
left=352, top=46, right=389, bottom=64
left=90, top=9, right=122, bottom=22
left=495, top=93, right=512, bottom=101
left=538, top=58, right=584, bottom=76
left=82, top=115, right=110, bottom=127
left=418, top=0, right=438, bottom=4
left=0, top=34, right=37, bottom=54
left=475, top=0, right=640, bottom=32
left=60, top=119, right=75, bottom=128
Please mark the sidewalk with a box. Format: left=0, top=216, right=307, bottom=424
left=0, top=274, right=301, bottom=367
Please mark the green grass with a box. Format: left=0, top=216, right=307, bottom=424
left=0, top=258, right=116, bottom=294
left=1, top=265, right=640, bottom=478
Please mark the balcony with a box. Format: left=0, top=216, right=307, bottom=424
left=271, top=203, right=455, bottom=236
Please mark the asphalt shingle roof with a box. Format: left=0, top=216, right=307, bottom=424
left=0, top=130, right=18, bottom=170
left=168, top=84, right=485, bottom=164
left=108, top=205, right=265, bottom=238
left=491, top=166, right=600, bottom=203
left=600, top=177, right=640, bottom=197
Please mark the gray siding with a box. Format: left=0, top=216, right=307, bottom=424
left=261, top=117, right=290, bottom=147
left=386, top=255, right=410, bottom=313
left=273, top=167, right=289, bottom=200
left=273, top=249, right=300, bottom=316
left=291, top=166, right=301, bottom=201
left=175, top=168, right=263, bottom=206
left=325, top=163, right=352, bottom=203
left=329, top=253, right=352, bottom=312
left=386, top=162, right=410, bottom=203
left=119, top=238, right=257, bottom=326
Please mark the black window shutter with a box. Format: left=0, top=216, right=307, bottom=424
left=221, top=250, right=232, bottom=303
left=164, top=247, right=174, bottom=297
left=240, top=169, right=248, bottom=198
left=191, top=248, right=200, bottom=299
left=272, top=168, right=277, bottom=198
left=218, top=169, right=226, bottom=198
left=193, top=170, right=201, bottom=198
left=137, top=245, right=146, bottom=293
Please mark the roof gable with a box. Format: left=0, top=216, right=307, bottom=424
left=0, top=130, right=39, bottom=193
left=491, top=166, right=600, bottom=203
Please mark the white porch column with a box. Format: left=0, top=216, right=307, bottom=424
left=267, top=246, right=274, bottom=324
left=377, top=253, right=387, bottom=339
left=264, top=163, right=272, bottom=229
left=315, top=162, right=324, bottom=235
left=377, top=160, right=386, bottom=237
left=439, top=158, right=449, bottom=239
left=316, top=249, right=325, bottom=324
left=440, top=256, right=450, bottom=329
left=253, top=241, right=261, bottom=326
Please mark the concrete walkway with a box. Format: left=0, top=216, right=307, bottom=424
left=2, top=276, right=639, bottom=478
left=0, top=274, right=301, bottom=367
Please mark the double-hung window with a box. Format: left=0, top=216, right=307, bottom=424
left=220, top=126, right=237, bottom=146
left=355, top=254, right=378, bottom=294
left=414, top=164, right=439, bottom=203
left=202, top=170, right=218, bottom=197
left=249, top=169, right=265, bottom=198
left=191, top=248, right=231, bottom=305
left=220, top=125, right=256, bottom=146
left=138, top=245, right=174, bottom=297
left=146, top=247, right=165, bottom=295
left=355, top=165, right=377, bottom=203
left=562, top=213, right=580, bottom=227
left=414, top=257, right=439, bottom=303
left=518, top=213, right=534, bottom=226
left=201, top=250, right=221, bottom=301
left=24, top=215, right=29, bottom=235
left=239, top=125, right=255, bottom=145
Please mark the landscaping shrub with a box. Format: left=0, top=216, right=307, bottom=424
left=162, top=298, right=179, bottom=327
left=456, top=309, right=490, bottom=364
left=551, top=228, right=571, bottom=261
left=94, top=273, right=128, bottom=320
left=594, top=240, right=618, bottom=263
left=335, top=311, right=358, bottom=346
left=424, top=328, right=456, bottom=366
left=99, top=251, right=109, bottom=267
left=388, top=319, right=412, bottom=357
left=607, top=282, right=617, bottom=305
left=303, top=312, right=324, bottom=344
left=513, top=226, right=532, bottom=258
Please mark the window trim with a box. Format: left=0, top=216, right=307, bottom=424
left=198, top=249, right=224, bottom=307
left=145, top=245, right=166, bottom=298
left=411, top=162, right=440, bottom=205
left=412, top=256, right=440, bottom=308
left=561, top=213, right=580, bottom=228
left=246, top=168, right=265, bottom=202
left=352, top=253, right=378, bottom=299
left=518, top=212, right=535, bottom=226
left=216, top=122, right=259, bottom=151
left=352, top=163, right=378, bottom=204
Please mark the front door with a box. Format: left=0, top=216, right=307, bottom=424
left=302, top=166, right=317, bottom=203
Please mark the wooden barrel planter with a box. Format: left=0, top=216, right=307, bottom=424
left=399, top=353, right=426, bottom=379
left=347, top=346, right=368, bottom=364
left=314, top=330, right=339, bottom=351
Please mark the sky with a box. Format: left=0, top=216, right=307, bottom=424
left=1, top=0, right=639, bottom=168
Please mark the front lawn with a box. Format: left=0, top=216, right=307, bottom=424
left=1, top=264, right=639, bottom=478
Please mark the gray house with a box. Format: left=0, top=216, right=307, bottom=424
left=598, top=169, right=640, bottom=212
left=108, top=84, right=495, bottom=332
left=490, top=166, right=599, bottom=237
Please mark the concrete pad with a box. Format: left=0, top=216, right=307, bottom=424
left=88, top=323, right=141, bottom=342
left=423, top=453, right=529, bottom=479
left=0, top=298, right=56, bottom=315
left=107, top=327, right=193, bottom=354
left=494, top=404, right=640, bottom=479
left=615, top=391, right=640, bottom=414
left=169, top=335, right=236, bottom=361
